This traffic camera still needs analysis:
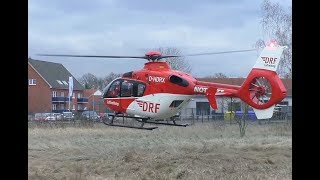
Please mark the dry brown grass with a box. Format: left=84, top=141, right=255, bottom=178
left=28, top=122, right=292, bottom=180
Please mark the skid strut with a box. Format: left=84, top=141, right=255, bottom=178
left=102, top=114, right=188, bottom=130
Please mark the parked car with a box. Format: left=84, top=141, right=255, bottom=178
left=99, top=113, right=106, bottom=119
left=45, top=113, right=62, bottom=121
left=34, top=113, right=49, bottom=121
left=81, top=111, right=100, bottom=120
left=100, top=112, right=115, bottom=121
left=62, top=111, right=75, bottom=120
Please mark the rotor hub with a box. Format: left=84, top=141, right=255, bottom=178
left=254, top=86, right=266, bottom=96
left=249, top=76, right=272, bottom=105
left=145, top=51, right=163, bottom=61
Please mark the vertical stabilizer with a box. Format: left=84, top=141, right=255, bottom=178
left=237, top=44, right=287, bottom=119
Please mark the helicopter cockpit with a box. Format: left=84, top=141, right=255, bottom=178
left=102, top=78, right=146, bottom=98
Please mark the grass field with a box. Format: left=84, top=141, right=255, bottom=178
left=28, top=121, right=292, bottom=180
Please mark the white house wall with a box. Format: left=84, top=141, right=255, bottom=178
left=180, top=95, right=292, bottom=117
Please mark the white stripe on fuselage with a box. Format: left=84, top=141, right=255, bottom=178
left=126, top=93, right=193, bottom=119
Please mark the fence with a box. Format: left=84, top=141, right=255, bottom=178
left=28, top=107, right=292, bottom=126
left=175, top=108, right=292, bottom=125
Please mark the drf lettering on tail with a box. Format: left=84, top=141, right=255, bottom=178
left=253, top=46, right=286, bottom=72
left=261, top=57, right=277, bottom=64
left=261, top=57, right=277, bottom=68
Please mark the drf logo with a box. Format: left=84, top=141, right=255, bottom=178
left=194, top=86, right=208, bottom=93
left=261, top=57, right=277, bottom=64
left=149, top=76, right=165, bottom=83
left=136, top=100, right=160, bottom=113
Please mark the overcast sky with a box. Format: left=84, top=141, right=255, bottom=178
left=28, top=0, right=291, bottom=79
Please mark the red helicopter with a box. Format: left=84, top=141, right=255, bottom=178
left=38, top=42, right=287, bottom=130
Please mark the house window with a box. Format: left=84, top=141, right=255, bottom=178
left=78, top=104, right=82, bottom=110
left=52, top=91, right=57, bottom=97
left=228, top=101, right=241, bottom=111
left=72, top=104, right=75, bottom=110
left=57, top=80, right=63, bottom=85
left=78, top=93, right=81, bottom=98
left=52, top=104, right=57, bottom=110
left=61, top=104, right=65, bottom=110
left=62, top=81, right=68, bottom=85
left=278, top=101, right=289, bottom=106
left=73, top=93, right=75, bottom=99
left=61, top=92, right=64, bottom=97
left=196, top=102, right=210, bottom=115
left=28, top=79, right=36, bottom=85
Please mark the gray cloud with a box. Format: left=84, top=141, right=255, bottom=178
left=28, top=0, right=291, bottom=78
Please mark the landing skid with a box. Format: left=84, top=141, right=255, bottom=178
left=102, top=114, right=188, bottom=130
left=102, top=113, right=158, bottom=130
left=136, top=119, right=189, bottom=127
left=103, top=122, right=158, bottom=130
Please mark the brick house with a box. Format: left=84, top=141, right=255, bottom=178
left=28, top=58, right=89, bottom=114
left=83, top=88, right=111, bottom=115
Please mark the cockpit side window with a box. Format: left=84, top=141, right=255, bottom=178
left=105, top=80, right=121, bottom=98
left=121, top=80, right=134, bottom=97
left=137, top=83, right=145, bottom=97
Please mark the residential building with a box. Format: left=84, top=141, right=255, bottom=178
left=83, top=88, right=111, bottom=115
left=28, top=58, right=89, bottom=114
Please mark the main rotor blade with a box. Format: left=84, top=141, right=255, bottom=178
left=162, top=49, right=257, bottom=58
left=37, top=48, right=257, bottom=60
left=37, top=54, right=147, bottom=59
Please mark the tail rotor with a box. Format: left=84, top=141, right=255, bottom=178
left=249, top=76, right=272, bottom=105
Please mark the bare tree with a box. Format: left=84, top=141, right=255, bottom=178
left=156, top=47, right=192, bottom=74
left=78, top=72, right=122, bottom=90
left=235, top=102, right=250, bottom=137
left=102, top=72, right=122, bottom=88
left=204, top=73, right=228, bottom=78
left=78, top=73, right=99, bottom=89
left=255, top=0, right=292, bottom=78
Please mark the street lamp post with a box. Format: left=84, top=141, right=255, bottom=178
left=93, top=95, right=95, bottom=112
left=88, top=93, right=94, bottom=111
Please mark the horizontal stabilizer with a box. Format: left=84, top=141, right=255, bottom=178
left=205, top=87, right=218, bottom=109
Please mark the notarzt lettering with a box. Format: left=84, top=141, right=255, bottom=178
left=194, top=86, right=208, bottom=93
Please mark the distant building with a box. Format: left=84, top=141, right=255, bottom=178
left=83, top=88, right=112, bottom=115
left=28, top=58, right=89, bottom=114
